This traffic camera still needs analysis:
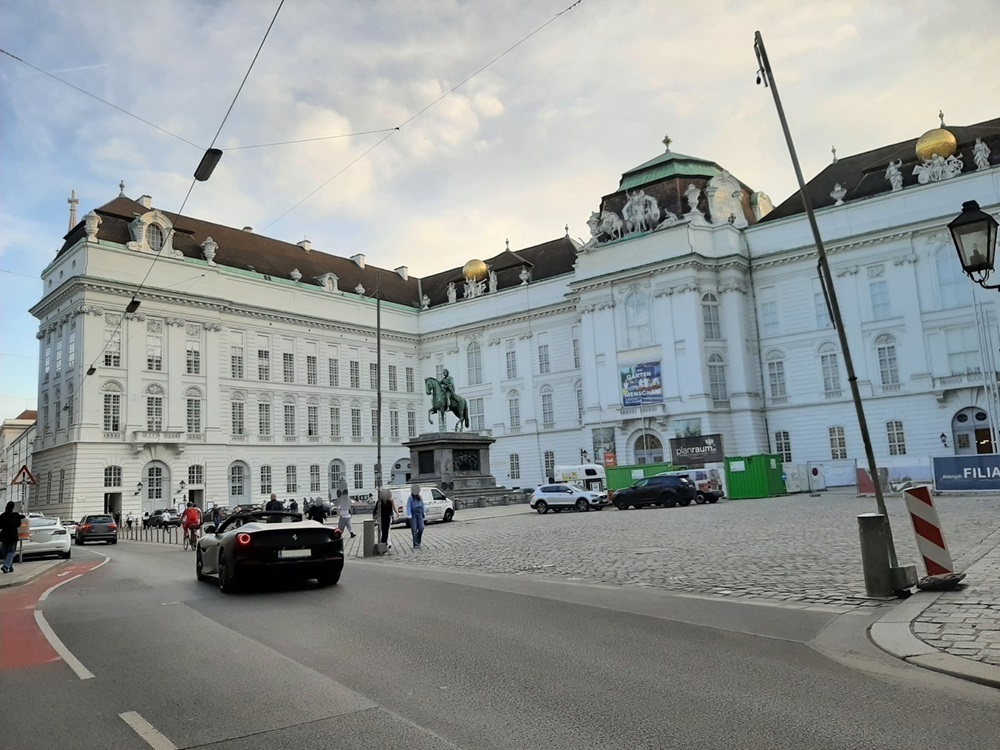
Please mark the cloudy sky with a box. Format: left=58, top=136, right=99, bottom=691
left=1, top=0, right=998, bottom=417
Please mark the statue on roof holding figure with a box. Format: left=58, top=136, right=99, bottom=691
left=622, top=189, right=660, bottom=234
left=913, top=151, right=963, bottom=184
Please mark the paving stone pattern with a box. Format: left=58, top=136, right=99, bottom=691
left=351, top=492, right=1000, bottom=613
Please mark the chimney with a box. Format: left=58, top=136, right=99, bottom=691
left=139, top=195, right=152, bottom=209
left=242, top=226, right=253, bottom=233
left=394, top=265, right=408, bottom=281
left=297, top=239, right=313, bottom=252
left=350, top=253, right=366, bottom=269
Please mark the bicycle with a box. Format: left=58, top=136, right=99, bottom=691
left=182, top=525, right=199, bottom=551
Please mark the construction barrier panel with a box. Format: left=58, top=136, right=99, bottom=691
left=903, top=485, right=954, bottom=576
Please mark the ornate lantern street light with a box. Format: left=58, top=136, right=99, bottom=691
left=948, top=200, right=999, bottom=291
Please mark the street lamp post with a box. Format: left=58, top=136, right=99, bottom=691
left=948, top=200, right=1000, bottom=291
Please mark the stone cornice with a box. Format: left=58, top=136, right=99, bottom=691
left=419, top=302, right=578, bottom=345
left=571, top=254, right=749, bottom=295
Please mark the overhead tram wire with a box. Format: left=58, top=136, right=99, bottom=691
left=75, top=0, right=286, bottom=394
left=226, top=127, right=399, bottom=151
left=261, top=0, right=584, bottom=230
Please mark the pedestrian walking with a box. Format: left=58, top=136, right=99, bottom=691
left=212, top=503, right=222, bottom=527
left=1, top=501, right=25, bottom=573
left=265, top=493, right=283, bottom=511
left=336, top=491, right=356, bottom=538
left=126, top=511, right=134, bottom=531
left=407, top=485, right=426, bottom=549
left=288, top=498, right=298, bottom=512
left=374, top=488, right=395, bottom=549
left=307, top=498, right=327, bottom=524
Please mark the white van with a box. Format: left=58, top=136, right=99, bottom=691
left=656, top=469, right=724, bottom=504
left=387, top=486, right=455, bottom=526
left=553, top=464, right=607, bottom=491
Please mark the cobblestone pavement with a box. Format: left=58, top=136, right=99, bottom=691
left=346, top=492, right=1000, bottom=616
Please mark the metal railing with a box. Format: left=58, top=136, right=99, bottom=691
left=118, top=523, right=183, bottom=545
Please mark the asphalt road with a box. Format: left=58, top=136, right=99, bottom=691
left=4, top=541, right=999, bottom=750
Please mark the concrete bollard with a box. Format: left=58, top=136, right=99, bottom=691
left=858, top=513, right=893, bottom=597
left=363, top=518, right=376, bottom=557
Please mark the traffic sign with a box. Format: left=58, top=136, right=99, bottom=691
left=10, top=464, right=36, bottom=485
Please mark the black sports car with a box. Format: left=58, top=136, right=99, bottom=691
left=196, top=511, right=344, bottom=593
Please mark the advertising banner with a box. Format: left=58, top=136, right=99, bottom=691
left=620, top=362, right=663, bottom=407
left=670, top=433, right=725, bottom=465
left=932, top=455, right=1000, bottom=492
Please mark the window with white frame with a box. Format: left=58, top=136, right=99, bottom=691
left=44, top=471, right=52, bottom=503
left=760, top=297, right=779, bottom=337
left=186, top=397, right=201, bottom=433
left=936, top=245, right=968, bottom=309
left=708, top=353, right=728, bottom=402
left=469, top=398, right=484, bottom=431
left=766, top=350, right=786, bottom=398
left=945, top=327, right=982, bottom=374
left=187, top=340, right=201, bottom=374
left=329, top=358, right=339, bottom=387
left=625, top=291, right=651, bottom=348
left=307, top=405, right=319, bottom=436
left=467, top=342, right=483, bottom=385
left=147, top=465, right=163, bottom=501
left=284, top=404, right=296, bottom=436
left=231, top=346, right=244, bottom=379
left=509, top=454, right=520, bottom=480
left=59, top=469, right=65, bottom=502
left=390, top=409, right=400, bottom=439
left=887, top=420, right=906, bottom=456
left=544, top=450, right=555, bottom=479
left=68, top=321, right=76, bottom=370
left=103, top=392, right=121, bottom=432
left=44, top=334, right=50, bottom=381
left=435, top=363, right=444, bottom=380
left=146, top=327, right=162, bottom=371
left=405, top=366, right=414, bottom=392
left=231, top=399, right=246, bottom=435
left=541, top=388, right=554, bottom=428
left=702, top=293, right=721, bottom=340
left=147, top=223, right=165, bottom=251
left=573, top=339, right=580, bottom=369
left=351, top=407, right=362, bottom=437
left=258, top=350, right=270, bottom=380
left=66, top=393, right=74, bottom=427
left=814, top=292, right=833, bottom=329
left=508, top=391, right=521, bottom=429
left=869, top=279, right=891, bottom=320
left=285, top=465, right=297, bottom=493
left=306, top=355, right=318, bottom=385
left=42, top=394, right=49, bottom=435
left=146, top=393, right=163, bottom=431
left=775, top=431, right=792, bottom=462
left=407, top=408, right=416, bottom=438
left=55, top=331, right=63, bottom=376
left=283, top=353, right=295, bottom=383
left=538, top=344, right=551, bottom=374
left=506, top=342, right=517, bottom=379
left=330, top=405, right=341, bottom=437
left=350, top=360, right=360, bottom=388
left=370, top=362, right=379, bottom=390
left=329, top=462, right=343, bottom=490
left=104, top=466, right=122, bottom=487
left=310, top=464, right=321, bottom=492
left=258, top=401, right=271, bottom=436
left=230, top=464, right=246, bottom=497
left=829, top=426, right=847, bottom=460
left=105, top=324, right=121, bottom=367
left=353, top=463, right=364, bottom=489
left=820, top=343, right=841, bottom=393
left=54, top=389, right=61, bottom=432
left=576, top=383, right=584, bottom=422
left=188, top=464, right=204, bottom=485
left=388, top=364, right=398, bottom=391
left=371, top=408, right=379, bottom=436
left=260, top=465, right=272, bottom=495
left=875, top=334, right=899, bottom=386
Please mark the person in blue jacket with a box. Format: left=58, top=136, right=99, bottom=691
left=407, top=485, right=426, bottom=549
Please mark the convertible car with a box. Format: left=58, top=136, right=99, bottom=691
left=195, top=511, right=344, bottom=593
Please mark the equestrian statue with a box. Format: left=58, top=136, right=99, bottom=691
left=425, top=369, right=470, bottom=431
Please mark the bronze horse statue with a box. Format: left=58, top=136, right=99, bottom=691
left=425, top=377, right=470, bottom=432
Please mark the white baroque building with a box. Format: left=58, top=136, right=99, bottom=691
left=27, top=118, right=1000, bottom=519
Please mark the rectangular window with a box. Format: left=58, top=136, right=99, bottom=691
left=188, top=464, right=204, bottom=485
left=538, top=344, right=550, bottom=374
left=709, top=360, right=728, bottom=402
left=258, top=403, right=271, bottom=436
left=351, top=408, right=362, bottom=438
left=44, top=336, right=50, bottom=381
left=509, top=396, right=521, bottom=429
left=104, top=466, right=122, bottom=487
left=186, top=398, right=201, bottom=433
left=68, top=323, right=76, bottom=370
left=573, top=339, right=580, bottom=369
left=370, top=362, right=379, bottom=390
left=54, top=398, right=61, bottom=431
left=231, top=402, right=246, bottom=435
left=468, top=346, right=483, bottom=385
left=946, top=327, right=981, bottom=375
left=260, top=466, right=272, bottom=495
left=330, top=406, right=341, bottom=437
left=371, top=409, right=379, bottom=436
left=103, top=394, right=121, bottom=431
left=878, top=343, right=899, bottom=386
left=821, top=351, right=841, bottom=393
left=509, top=454, right=520, bottom=480
left=760, top=300, right=779, bottom=337
left=283, top=353, right=295, bottom=383
left=147, top=333, right=162, bottom=371
left=703, top=299, right=721, bottom=340
left=353, top=463, right=364, bottom=489
left=576, top=388, right=584, bottom=422
left=187, top=341, right=201, bottom=374
left=55, top=334, right=63, bottom=376
left=258, top=350, right=270, bottom=381
left=544, top=451, right=555, bottom=478
left=58, top=469, right=65, bottom=502
left=105, top=329, right=121, bottom=367
left=329, top=359, right=339, bottom=387
left=350, top=360, right=360, bottom=388
left=306, top=355, right=318, bottom=385
left=146, top=396, right=163, bottom=431
left=870, top=280, right=891, bottom=320
left=308, top=405, right=319, bottom=436
left=407, top=410, right=416, bottom=438
left=768, top=360, right=787, bottom=398
left=775, top=431, right=791, bottom=462
left=67, top=393, right=74, bottom=427
left=829, top=426, right=847, bottom=460
left=405, top=366, right=414, bottom=392
left=541, top=392, right=554, bottom=427
left=506, top=349, right=517, bottom=379
left=231, top=346, right=244, bottom=379
left=310, top=464, right=321, bottom=492
left=284, top=404, right=296, bottom=436
left=390, top=409, right=400, bottom=439
left=470, top=397, right=485, bottom=432
left=388, top=365, right=398, bottom=392
left=815, top=292, right=833, bottom=329
left=887, top=421, right=906, bottom=456
left=286, top=465, right=297, bottom=493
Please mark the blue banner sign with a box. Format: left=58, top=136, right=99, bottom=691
left=932, top=455, right=1000, bottom=492
left=620, top=362, right=663, bottom=407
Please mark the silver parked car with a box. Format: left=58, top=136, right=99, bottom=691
left=22, top=516, right=72, bottom=560
left=530, top=484, right=609, bottom=514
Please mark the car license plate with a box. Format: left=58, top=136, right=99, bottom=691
left=278, top=549, right=310, bottom=559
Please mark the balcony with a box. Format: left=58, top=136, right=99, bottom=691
left=186, top=433, right=204, bottom=441
left=283, top=436, right=298, bottom=443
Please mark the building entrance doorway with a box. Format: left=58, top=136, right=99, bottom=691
left=635, top=433, right=663, bottom=465
left=951, top=407, right=995, bottom=455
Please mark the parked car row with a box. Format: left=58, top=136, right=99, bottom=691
left=530, top=484, right=609, bottom=514
left=530, top=470, right=724, bottom=516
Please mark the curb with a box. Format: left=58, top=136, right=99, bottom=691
left=0, top=560, right=64, bottom=590
left=868, top=591, right=1000, bottom=689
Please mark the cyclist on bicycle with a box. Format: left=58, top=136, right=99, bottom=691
left=181, top=502, right=202, bottom=549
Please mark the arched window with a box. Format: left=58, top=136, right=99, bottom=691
left=635, top=434, right=663, bottom=465
left=874, top=334, right=899, bottom=386
left=765, top=350, right=786, bottom=398
left=508, top=390, right=521, bottom=429
left=329, top=460, right=345, bottom=492
left=144, top=383, right=164, bottom=431
left=707, top=353, right=728, bottom=402
left=540, top=385, right=554, bottom=428
left=146, top=223, right=165, bottom=252
left=231, top=391, right=246, bottom=436
left=702, top=293, right=721, bottom=340
left=102, top=381, right=123, bottom=432
left=467, top=341, right=483, bottom=385
left=229, top=462, right=248, bottom=503
left=625, top=290, right=651, bottom=348
left=185, top=387, right=203, bottom=434
left=819, top=342, right=841, bottom=393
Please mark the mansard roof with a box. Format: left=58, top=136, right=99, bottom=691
left=619, top=149, right=725, bottom=191
left=762, top=117, right=1000, bottom=222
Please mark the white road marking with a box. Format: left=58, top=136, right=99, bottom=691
left=119, top=711, right=177, bottom=750
left=33, top=610, right=94, bottom=679
left=39, top=574, right=83, bottom=601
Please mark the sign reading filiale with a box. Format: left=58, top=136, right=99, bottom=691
left=932, top=455, right=1000, bottom=492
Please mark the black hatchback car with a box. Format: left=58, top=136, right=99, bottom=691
left=76, top=514, right=118, bottom=544
left=612, top=475, right=697, bottom=510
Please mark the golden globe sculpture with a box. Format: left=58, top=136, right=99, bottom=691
left=463, top=259, right=489, bottom=281
left=915, top=127, right=957, bottom=161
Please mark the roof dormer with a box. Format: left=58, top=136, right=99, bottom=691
left=128, top=210, right=181, bottom=257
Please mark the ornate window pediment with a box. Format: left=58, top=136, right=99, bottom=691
left=128, top=210, right=181, bottom=257
left=144, top=383, right=165, bottom=396
left=315, top=273, right=340, bottom=293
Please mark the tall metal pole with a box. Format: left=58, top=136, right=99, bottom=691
left=754, top=31, right=898, bottom=567
left=375, top=272, right=383, bottom=489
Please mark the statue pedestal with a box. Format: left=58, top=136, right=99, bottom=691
left=403, top=432, right=499, bottom=492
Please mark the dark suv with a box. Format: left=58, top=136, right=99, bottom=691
left=612, top=475, right=697, bottom=510
left=76, top=514, right=118, bottom=544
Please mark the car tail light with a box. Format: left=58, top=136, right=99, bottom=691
left=80, top=524, right=93, bottom=532
left=236, top=532, right=252, bottom=546
left=108, top=523, right=118, bottom=531
left=331, top=528, right=342, bottom=539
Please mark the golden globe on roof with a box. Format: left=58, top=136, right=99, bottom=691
left=915, top=127, right=958, bottom=161
left=462, top=259, right=488, bottom=281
